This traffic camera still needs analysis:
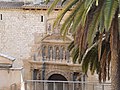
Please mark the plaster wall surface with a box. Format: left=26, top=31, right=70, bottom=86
left=0, top=70, right=21, bottom=89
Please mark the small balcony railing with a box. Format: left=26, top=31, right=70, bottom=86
left=24, top=80, right=111, bottom=90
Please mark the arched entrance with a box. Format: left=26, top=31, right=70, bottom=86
left=48, top=74, right=68, bottom=90
left=48, top=74, right=67, bottom=81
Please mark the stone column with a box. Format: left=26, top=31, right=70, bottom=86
left=59, top=46, right=63, bottom=62
left=63, top=48, right=66, bottom=62
left=42, top=45, right=47, bottom=61
left=66, top=50, right=70, bottom=63
left=52, top=46, right=56, bottom=61
left=56, top=47, right=60, bottom=61
left=50, top=46, right=53, bottom=61
left=48, top=46, right=53, bottom=61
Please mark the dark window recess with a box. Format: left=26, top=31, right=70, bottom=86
left=0, top=14, right=2, bottom=20
left=41, top=16, right=44, bottom=22
left=33, top=69, right=38, bottom=80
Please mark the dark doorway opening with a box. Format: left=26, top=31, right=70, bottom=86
left=48, top=74, right=68, bottom=90
left=48, top=74, right=67, bottom=81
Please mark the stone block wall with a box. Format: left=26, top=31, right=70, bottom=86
left=0, top=7, right=71, bottom=67
left=0, top=9, right=59, bottom=67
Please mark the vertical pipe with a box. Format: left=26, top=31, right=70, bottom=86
left=42, top=62, right=45, bottom=80
left=102, top=84, right=104, bottom=90
left=54, top=82, right=56, bottom=90
left=35, top=81, right=36, bottom=90
left=63, top=82, right=65, bottom=90
left=44, top=81, right=46, bottom=90
left=73, top=82, right=74, bottom=90
left=93, top=84, right=94, bottom=90
left=81, top=75, right=83, bottom=90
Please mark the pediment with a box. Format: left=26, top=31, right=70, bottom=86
left=41, top=34, right=73, bottom=43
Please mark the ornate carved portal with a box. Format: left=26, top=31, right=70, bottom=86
left=30, top=19, right=82, bottom=85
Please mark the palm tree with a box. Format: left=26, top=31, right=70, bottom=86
left=47, top=0, right=120, bottom=90
left=68, top=31, right=111, bottom=82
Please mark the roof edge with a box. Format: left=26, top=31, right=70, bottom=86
left=0, top=53, right=15, bottom=61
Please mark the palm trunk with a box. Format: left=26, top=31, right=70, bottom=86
left=110, top=8, right=120, bottom=90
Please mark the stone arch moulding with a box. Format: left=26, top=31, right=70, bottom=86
left=45, top=70, right=69, bottom=81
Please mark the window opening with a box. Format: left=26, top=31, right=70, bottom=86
left=41, top=16, right=43, bottom=22
left=0, top=14, right=2, bottom=20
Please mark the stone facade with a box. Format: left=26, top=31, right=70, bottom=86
left=0, top=1, right=103, bottom=90
left=0, top=1, right=82, bottom=90
left=0, top=7, right=70, bottom=67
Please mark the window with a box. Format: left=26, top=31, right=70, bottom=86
left=33, top=69, right=38, bottom=80
left=0, top=14, right=2, bottom=20
left=41, top=15, right=44, bottom=22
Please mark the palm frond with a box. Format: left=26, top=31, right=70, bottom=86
left=87, top=6, right=103, bottom=47
left=104, top=0, right=118, bottom=31
left=60, top=1, right=83, bottom=36
left=90, top=57, right=98, bottom=75
left=48, top=0, right=119, bottom=83
left=98, top=33, right=103, bottom=61
left=61, top=0, right=67, bottom=6
left=100, top=48, right=107, bottom=82
left=107, top=51, right=111, bottom=80
left=71, top=46, right=79, bottom=63
left=71, top=2, right=84, bottom=34
left=68, top=41, right=74, bottom=52
left=81, top=0, right=95, bottom=27
left=48, top=0, right=61, bottom=14
left=96, top=0, right=98, bottom=6
left=99, top=9, right=105, bottom=33
left=82, top=40, right=99, bottom=61
left=53, top=0, right=79, bottom=28
left=45, top=0, right=50, bottom=4
left=89, top=47, right=98, bottom=75
left=62, top=17, right=74, bottom=38
left=82, top=46, right=98, bottom=74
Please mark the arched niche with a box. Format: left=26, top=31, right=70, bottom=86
left=48, top=74, right=67, bottom=81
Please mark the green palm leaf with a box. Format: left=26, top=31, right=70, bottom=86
left=52, top=0, right=79, bottom=28
left=61, top=0, right=67, bottom=6
left=71, top=2, right=85, bottom=34
left=48, top=0, right=119, bottom=83
left=81, top=0, right=95, bottom=27
left=47, top=0, right=61, bottom=14
left=45, top=0, right=50, bottom=4
left=71, top=46, right=79, bottom=63
left=82, top=46, right=97, bottom=74
left=60, top=1, right=83, bottom=36
left=87, top=6, right=103, bottom=47
left=68, top=41, right=75, bottom=52
left=104, top=0, right=118, bottom=31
